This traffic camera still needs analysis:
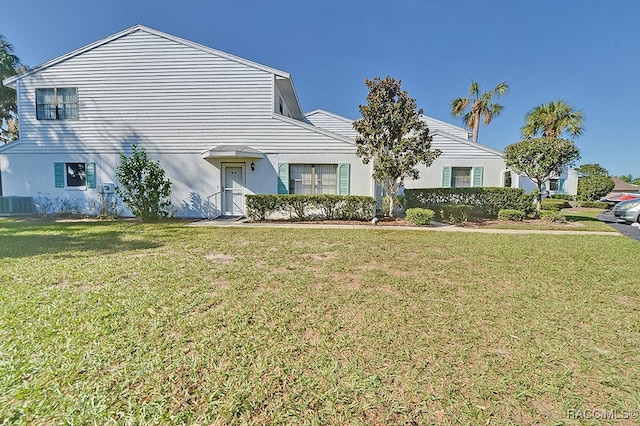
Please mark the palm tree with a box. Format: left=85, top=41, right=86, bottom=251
left=450, top=81, right=509, bottom=144
left=521, top=100, right=584, bottom=139
left=521, top=100, right=585, bottom=198
left=0, top=34, right=24, bottom=143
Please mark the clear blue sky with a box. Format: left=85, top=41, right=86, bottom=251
left=3, top=0, right=639, bottom=176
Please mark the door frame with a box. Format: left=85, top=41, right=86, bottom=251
left=221, top=163, right=246, bottom=216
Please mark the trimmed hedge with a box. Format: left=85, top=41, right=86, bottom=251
left=405, top=208, right=435, bottom=225
left=576, top=200, right=609, bottom=209
left=540, top=198, right=570, bottom=211
left=498, top=209, right=526, bottom=221
left=244, top=194, right=281, bottom=221
left=404, top=187, right=532, bottom=218
left=540, top=210, right=566, bottom=222
left=434, top=204, right=474, bottom=223
left=551, top=194, right=575, bottom=201
left=245, top=194, right=376, bottom=221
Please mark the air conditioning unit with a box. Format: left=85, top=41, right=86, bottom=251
left=0, top=196, right=35, bottom=216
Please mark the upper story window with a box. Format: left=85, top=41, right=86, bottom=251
left=36, top=88, right=78, bottom=120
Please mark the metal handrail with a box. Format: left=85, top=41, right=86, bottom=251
left=205, top=191, right=221, bottom=220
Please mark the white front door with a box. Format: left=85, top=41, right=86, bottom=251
left=222, top=164, right=244, bottom=216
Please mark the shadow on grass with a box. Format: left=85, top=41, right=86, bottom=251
left=0, top=220, right=162, bottom=259
left=565, top=214, right=602, bottom=223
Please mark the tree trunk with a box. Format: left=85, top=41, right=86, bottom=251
left=471, top=104, right=481, bottom=143
left=536, top=182, right=543, bottom=217
left=385, top=181, right=395, bottom=218
left=545, top=177, right=551, bottom=199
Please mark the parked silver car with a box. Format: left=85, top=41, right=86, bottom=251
left=612, top=198, right=640, bottom=224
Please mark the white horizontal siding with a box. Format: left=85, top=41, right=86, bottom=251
left=430, top=134, right=503, bottom=160
left=14, top=29, right=277, bottom=153
left=9, top=29, right=359, bottom=157
left=306, top=110, right=474, bottom=144
left=305, top=110, right=359, bottom=139
left=420, top=115, right=471, bottom=139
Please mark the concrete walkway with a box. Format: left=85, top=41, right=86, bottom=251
left=188, top=218, right=621, bottom=236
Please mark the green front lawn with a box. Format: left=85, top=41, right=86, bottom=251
left=0, top=219, right=638, bottom=424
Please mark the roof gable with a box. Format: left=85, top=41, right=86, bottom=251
left=419, top=115, right=471, bottom=140
left=611, top=177, right=640, bottom=192
left=305, top=109, right=354, bottom=123
left=3, top=24, right=291, bottom=87
left=304, top=110, right=501, bottom=156
left=430, top=130, right=504, bottom=157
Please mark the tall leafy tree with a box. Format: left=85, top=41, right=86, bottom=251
left=504, top=137, right=580, bottom=215
left=521, top=100, right=585, bottom=197
left=0, top=35, right=24, bottom=143
left=353, top=76, right=441, bottom=217
left=618, top=174, right=640, bottom=186
left=450, top=81, right=509, bottom=144
left=575, top=163, right=609, bottom=177
left=575, top=163, right=613, bottom=201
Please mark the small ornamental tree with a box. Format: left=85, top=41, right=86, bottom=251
left=115, top=145, right=173, bottom=220
left=353, top=76, right=441, bottom=216
left=577, top=176, right=615, bottom=201
left=504, top=137, right=580, bottom=216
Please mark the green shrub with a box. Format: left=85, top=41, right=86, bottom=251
left=405, top=208, right=435, bottom=225
left=277, top=194, right=314, bottom=220
left=244, top=194, right=376, bottom=221
left=576, top=201, right=609, bottom=209
left=405, top=187, right=532, bottom=218
left=540, top=198, right=570, bottom=211
left=338, top=196, right=376, bottom=220
left=437, top=204, right=473, bottom=224
left=551, top=194, right=575, bottom=201
left=115, top=145, right=173, bottom=220
left=315, top=194, right=342, bottom=220
left=577, top=176, right=615, bottom=201
left=540, top=210, right=566, bottom=222
left=245, top=194, right=281, bottom=221
left=497, top=209, right=525, bottom=221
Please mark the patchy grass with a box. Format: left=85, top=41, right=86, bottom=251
left=0, top=219, right=639, bottom=424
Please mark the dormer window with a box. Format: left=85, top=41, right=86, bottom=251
left=279, top=96, right=284, bottom=114
left=36, top=88, right=78, bottom=120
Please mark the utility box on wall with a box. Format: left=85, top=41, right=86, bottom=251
left=100, top=183, right=116, bottom=194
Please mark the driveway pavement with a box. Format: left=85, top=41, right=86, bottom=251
left=598, top=210, right=640, bottom=242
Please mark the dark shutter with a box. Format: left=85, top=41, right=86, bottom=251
left=54, top=163, right=65, bottom=188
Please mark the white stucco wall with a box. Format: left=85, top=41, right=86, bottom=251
left=515, top=169, right=579, bottom=196
left=0, top=150, right=373, bottom=218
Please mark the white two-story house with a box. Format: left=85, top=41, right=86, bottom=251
left=0, top=24, right=516, bottom=218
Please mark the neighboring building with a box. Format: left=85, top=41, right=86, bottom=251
left=608, top=177, right=639, bottom=196
left=1, top=25, right=511, bottom=218
left=306, top=109, right=510, bottom=192
left=513, top=169, right=581, bottom=197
